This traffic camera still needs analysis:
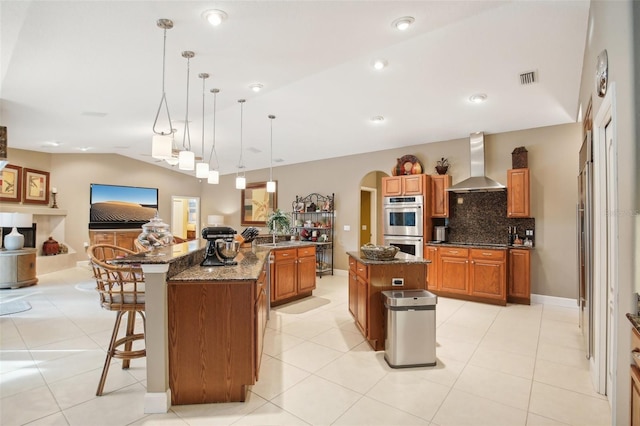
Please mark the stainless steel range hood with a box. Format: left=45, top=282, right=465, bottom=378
left=447, top=132, right=505, bottom=193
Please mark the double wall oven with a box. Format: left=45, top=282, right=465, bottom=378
left=383, top=195, right=423, bottom=258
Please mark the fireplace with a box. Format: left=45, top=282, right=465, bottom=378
left=1, top=224, right=36, bottom=248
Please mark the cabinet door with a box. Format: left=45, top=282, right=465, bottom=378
left=439, top=257, right=469, bottom=294
left=507, top=168, right=530, bottom=218
left=469, top=249, right=506, bottom=301
left=382, top=176, right=403, bottom=196
left=90, top=231, right=115, bottom=246
left=348, top=271, right=358, bottom=317
left=356, top=275, right=368, bottom=335
left=431, top=175, right=451, bottom=217
left=508, top=249, right=531, bottom=303
left=273, top=252, right=297, bottom=301
left=632, top=366, right=640, bottom=426
left=297, top=255, right=316, bottom=293
left=115, top=232, right=137, bottom=251
left=254, top=279, right=267, bottom=380
left=425, top=246, right=439, bottom=290
left=403, top=175, right=424, bottom=195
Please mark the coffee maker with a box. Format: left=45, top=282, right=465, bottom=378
left=201, top=227, right=240, bottom=266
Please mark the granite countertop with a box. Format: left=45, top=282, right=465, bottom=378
left=169, top=248, right=270, bottom=282
left=425, top=242, right=534, bottom=250
left=347, top=250, right=431, bottom=265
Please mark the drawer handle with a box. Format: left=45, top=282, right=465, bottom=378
left=450, top=250, right=458, bottom=254
left=482, top=252, right=493, bottom=256
left=282, top=253, right=290, bottom=256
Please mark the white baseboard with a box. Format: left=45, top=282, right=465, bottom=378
left=144, top=390, right=171, bottom=414
left=531, top=293, right=578, bottom=309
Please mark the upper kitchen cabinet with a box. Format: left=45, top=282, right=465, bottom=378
left=382, top=174, right=426, bottom=196
left=507, top=168, right=530, bottom=218
left=431, top=175, right=452, bottom=217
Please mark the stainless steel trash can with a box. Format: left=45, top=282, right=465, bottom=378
left=382, top=289, right=437, bottom=368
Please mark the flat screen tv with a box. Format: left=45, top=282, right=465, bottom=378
left=89, top=183, right=158, bottom=229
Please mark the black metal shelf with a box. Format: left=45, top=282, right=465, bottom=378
left=291, top=193, right=334, bottom=277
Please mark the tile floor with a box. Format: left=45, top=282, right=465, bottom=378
left=0, top=267, right=612, bottom=426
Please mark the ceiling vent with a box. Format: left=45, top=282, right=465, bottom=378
left=519, top=71, right=537, bottom=85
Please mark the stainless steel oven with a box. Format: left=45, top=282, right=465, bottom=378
left=383, top=235, right=424, bottom=258
left=383, top=195, right=423, bottom=237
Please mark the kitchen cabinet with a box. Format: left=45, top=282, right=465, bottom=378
left=431, top=175, right=452, bottom=217
left=631, top=323, right=640, bottom=426
left=507, top=168, right=530, bottom=218
left=426, top=244, right=508, bottom=305
left=508, top=248, right=531, bottom=304
left=382, top=174, right=426, bottom=196
left=291, top=193, right=334, bottom=276
left=270, top=246, right=317, bottom=305
left=255, top=264, right=268, bottom=380
left=425, top=245, right=438, bottom=290
left=347, top=253, right=428, bottom=350
left=0, top=248, right=38, bottom=288
left=88, top=229, right=139, bottom=251
left=470, top=249, right=506, bottom=302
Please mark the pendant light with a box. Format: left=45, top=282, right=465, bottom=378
left=196, top=73, right=210, bottom=178
left=208, top=88, right=220, bottom=184
left=178, top=50, right=195, bottom=171
left=266, top=115, right=276, bottom=193
left=151, top=19, right=174, bottom=160
left=235, top=99, right=246, bottom=189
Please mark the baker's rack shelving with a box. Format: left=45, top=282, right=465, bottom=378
left=291, top=193, right=334, bottom=277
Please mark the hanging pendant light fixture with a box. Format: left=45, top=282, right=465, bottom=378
left=208, top=88, right=220, bottom=184
left=235, top=99, right=246, bottom=190
left=151, top=18, right=174, bottom=160
left=196, top=73, right=210, bottom=178
left=266, top=115, right=276, bottom=193
left=178, top=50, right=195, bottom=171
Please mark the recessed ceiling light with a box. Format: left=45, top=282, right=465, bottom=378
left=202, top=9, right=227, bottom=26
left=469, top=93, right=488, bottom=103
left=42, top=141, right=61, bottom=147
left=372, top=59, right=388, bottom=70
left=76, top=147, right=92, bottom=152
left=392, top=16, right=414, bottom=31
left=249, top=83, right=263, bottom=92
left=370, top=116, right=385, bottom=123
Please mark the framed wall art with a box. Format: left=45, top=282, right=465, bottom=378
left=0, top=164, right=22, bottom=202
left=241, top=181, right=277, bottom=226
left=23, top=168, right=50, bottom=205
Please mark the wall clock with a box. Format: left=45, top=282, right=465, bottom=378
left=596, top=49, right=608, bottom=98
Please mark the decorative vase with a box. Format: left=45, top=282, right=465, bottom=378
left=435, top=166, right=449, bottom=175
left=4, top=227, right=24, bottom=250
left=43, top=236, right=60, bottom=255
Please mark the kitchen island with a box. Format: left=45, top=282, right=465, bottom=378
left=111, top=240, right=271, bottom=412
left=347, top=251, right=430, bottom=350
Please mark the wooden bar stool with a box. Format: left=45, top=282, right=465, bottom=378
left=87, top=244, right=146, bottom=396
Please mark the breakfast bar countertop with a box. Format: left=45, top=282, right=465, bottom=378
left=347, top=250, right=431, bottom=265
left=425, top=242, right=534, bottom=250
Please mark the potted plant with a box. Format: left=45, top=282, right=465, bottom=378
left=266, top=209, right=291, bottom=244
left=436, top=157, right=449, bottom=175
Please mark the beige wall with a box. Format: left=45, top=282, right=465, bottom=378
left=7, top=121, right=581, bottom=300
left=577, top=1, right=637, bottom=424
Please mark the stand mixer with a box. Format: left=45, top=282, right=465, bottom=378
left=201, top=227, right=240, bottom=266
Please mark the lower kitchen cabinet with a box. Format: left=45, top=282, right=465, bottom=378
left=270, top=245, right=316, bottom=305
left=347, top=253, right=428, bottom=350
left=425, top=245, right=438, bottom=290
left=438, top=247, right=469, bottom=295
left=508, top=248, right=531, bottom=304
left=470, top=249, right=506, bottom=301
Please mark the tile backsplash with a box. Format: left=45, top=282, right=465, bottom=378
left=445, top=191, right=535, bottom=246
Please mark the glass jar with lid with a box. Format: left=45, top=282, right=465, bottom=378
left=137, top=213, right=173, bottom=255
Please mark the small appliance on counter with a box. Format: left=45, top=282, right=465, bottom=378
left=433, top=226, right=449, bottom=243
left=201, top=226, right=240, bottom=266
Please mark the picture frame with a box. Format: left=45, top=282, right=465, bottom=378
left=241, top=181, right=277, bottom=226
left=0, top=164, right=22, bottom=202
left=23, top=168, right=50, bottom=205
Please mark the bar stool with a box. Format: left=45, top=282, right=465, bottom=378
left=87, top=244, right=146, bottom=396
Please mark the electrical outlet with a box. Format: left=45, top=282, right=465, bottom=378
left=526, top=229, right=534, bottom=236
left=392, top=278, right=404, bottom=286
left=343, top=225, right=351, bottom=231
left=457, top=197, right=464, bottom=204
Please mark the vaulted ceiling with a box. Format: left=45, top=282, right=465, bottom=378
left=1, top=1, right=590, bottom=176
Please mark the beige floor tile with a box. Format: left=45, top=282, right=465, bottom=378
left=432, top=388, right=527, bottom=426
left=27, top=335, right=103, bottom=363
left=271, top=375, right=361, bottom=425
left=436, top=321, right=489, bottom=345
left=276, top=341, right=343, bottom=373
left=538, top=319, right=583, bottom=351
left=36, top=347, right=107, bottom=383
left=262, top=328, right=304, bottom=357
left=128, top=411, right=190, bottom=425
left=366, top=372, right=450, bottom=421
left=15, top=316, right=87, bottom=349
left=0, top=385, right=61, bottom=426
left=453, top=364, right=532, bottom=410
left=0, top=348, right=36, bottom=374
left=526, top=412, right=570, bottom=425
left=22, top=411, right=71, bottom=426
left=469, top=346, right=536, bottom=379
left=334, top=395, right=429, bottom=425
left=316, top=351, right=387, bottom=393
left=170, top=391, right=268, bottom=426
left=542, top=305, right=579, bottom=324
left=62, top=383, right=145, bottom=426
left=278, top=317, right=335, bottom=340
left=528, top=382, right=611, bottom=425
left=478, top=329, right=538, bottom=357
left=434, top=335, right=478, bottom=363
left=309, top=326, right=365, bottom=352
left=536, top=341, right=590, bottom=370
left=533, top=358, right=605, bottom=399
left=250, top=356, right=310, bottom=401
left=0, top=365, right=47, bottom=398
left=409, top=355, right=466, bottom=387
left=233, top=401, right=309, bottom=425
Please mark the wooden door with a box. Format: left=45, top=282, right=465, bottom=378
left=425, top=246, right=439, bottom=290
left=508, top=249, right=531, bottom=303
left=430, top=175, right=451, bottom=217
left=403, top=175, right=424, bottom=195
left=297, top=255, right=316, bottom=293
left=348, top=270, right=358, bottom=317
left=382, top=176, right=403, bottom=196
left=438, top=247, right=469, bottom=294
left=273, top=250, right=297, bottom=301
left=507, top=168, right=530, bottom=218
left=356, top=275, right=368, bottom=335
left=470, top=250, right=506, bottom=301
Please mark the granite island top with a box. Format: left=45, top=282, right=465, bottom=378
left=169, top=248, right=270, bottom=282
left=347, top=250, right=431, bottom=265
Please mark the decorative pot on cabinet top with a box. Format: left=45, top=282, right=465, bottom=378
left=43, top=237, right=59, bottom=256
